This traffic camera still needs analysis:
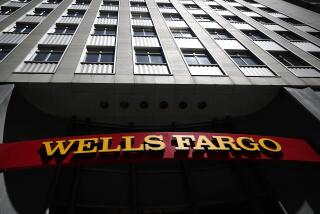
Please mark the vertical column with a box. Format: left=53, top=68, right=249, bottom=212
left=53, top=0, right=103, bottom=82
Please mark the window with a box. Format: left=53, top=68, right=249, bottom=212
left=131, top=13, right=151, bottom=20
left=310, top=32, right=320, bottom=39
left=208, top=29, right=234, bottom=39
left=225, top=16, right=243, bottom=23
left=311, top=52, right=320, bottom=60
left=75, top=0, right=91, bottom=5
left=228, top=51, right=263, bottom=66
left=93, top=26, right=116, bottom=35
left=243, top=30, right=269, bottom=40
left=252, top=17, right=273, bottom=24
left=260, top=7, right=277, bottom=13
left=13, top=0, right=31, bottom=2
left=270, top=52, right=309, bottom=67
left=158, top=3, right=174, bottom=9
left=52, top=25, right=77, bottom=34
left=99, top=11, right=117, bottom=18
left=133, top=28, right=156, bottom=37
left=210, top=6, right=224, bottom=10
left=237, top=7, right=251, bottom=12
left=84, top=49, right=114, bottom=63
left=163, top=14, right=182, bottom=21
left=66, top=10, right=85, bottom=17
left=102, top=1, right=118, bottom=6
left=45, top=0, right=62, bottom=3
left=185, top=4, right=200, bottom=9
left=183, top=51, right=215, bottom=65
left=11, top=24, right=36, bottom=33
left=135, top=49, right=166, bottom=64
left=171, top=29, right=194, bottom=38
left=0, top=46, right=14, bottom=61
left=32, top=8, right=52, bottom=16
left=194, top=15, right=212, bottom=22
left=30, top=47, right=64, bottom=62
left=0, top=7, right=18, bottom=15
left=276, top=31, right=303, bottom=41
left=281, top=17, right=302, bottom=25
left=130, top=2, right=147, bottom=7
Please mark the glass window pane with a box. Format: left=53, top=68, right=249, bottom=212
left=133, top=30, right=143, bottom=36
left=243, top=56, right=259, bottom=65
left=151, top=55, right=164, bottom=63
left=232, top=56, right=246, bottom=66
left=0, top=51, right=9, bottom=60
left=100, top=53, right=114, bottom=62
left=185, top=56, right=198, bottom=65
left=54, top=28, right=64, bottom=34
left=47, top=52, right=62, bottom=61
left=94, top=29, right=105, bottom=35
left=105, top=29, right=116, bottom=35
left=33, top=52, right=48, bottom=61
left=85, top=53, right=99, bottom=62
left=136, top=54, right=149, bottom=63
left=145, top=31, right=155, bottom=36
left=66, top=28, right=75, bottom=34
left=23, top=27, right=33, bottom=33
left=197, top=56, right=211, bottom=65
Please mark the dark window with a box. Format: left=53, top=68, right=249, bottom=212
left=163, top=14, right=182, bottom=21
left=228, top=51, right=264, bottom=66
left=102, top=1, right=118, bottom=6
left=185, top=4, right=200, bottom=9
left=310, top=32, right=320, bottom=39
left=32, top=8, right=52, bottom=16
left=210, top=6, right=225, bottom=10
left=183, top=51, right=215, bottom=65
left=45, top=0, right=62, bottom=3
left=135, top=49, right=166, bottom=64
left=12, top=24, right=36, bottom=33
left=66, top=10, right=85, bottom=17
left=133, top=28, right=156, bottom=37
left=0, top=7, right=18, bottom=15
left=132, top=13, right=151, bottom=20
left=171, top=29, right=194, bottom=38
left=208, top=29, right=234, bottom=39
left=0, top=46, right=14, bottom=61
left=130, top=2, right=147, bottom=7
left=75, top=0, right=91, bottom=5
left=281, top=17, right=303, bottom=25
left=31, top=48, right=64, bottom=62
left=194, top=15, right=212, bottom=22
left=94, top=26, right=116, bottom=35
left=252, top=17, right=273, bottom=24
left=237, top=7, right=252, bottom=12
left=243, top=30, right=269, bottom=40
left=53, top=25, right=77, bottom=34
left=225, top=16, right=243, bottom=23
left=99, top=11, right=117, bottom=18
left=270, top=52, right=309, bottom=66
left=157, top=3, right=174, bottom=9
left=84, top=49, right=114, bottom=63
left=311, top=52, right=320, bottom=60
left=276, top=31, right=303, bottom=41
left=260, top=7, right=277, bottom=13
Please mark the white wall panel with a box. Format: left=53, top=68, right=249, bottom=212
left=155, top=0, right=170, bottom=3
left=215, top=39, right=245, bottom=50
left=240, top=66, right=275, bottom=76
left=19, top=15, right=46, bottom=23
left=40, top=34, right=73, bottom=45
left=76, top=64, right=113, bottom=74
left=254, top=40, right=285, bottom=51
left=269, top=13, right=288, bottom=18
left=188, top=9, right=206, bottom=15
left=180, top=1, right=195, bottom=5
left=100, top=6, right=118, bottom=11
left=231, top=23, right=255, bottom=30
left=166, top=20, right=188, bottom=28
left=131, top=19, right=153, bottom=26
left=130, top=7, right=148, bottom=12
left=131, top=0, right=145, bottom=2
left=263, top=24, right=287, bottom=31
left=227, top=2, right=242, bottom=7
left=175, top=38, right=204, bottom=49
left=95, top=18, right=117, bottom=25
left=87, top=35, right=116, bottom=46
left=38, top=3, right=58, bottom=9
left=3, top=2, right=27, bottom=7
left=289, top=67, right=320, bottom=77
left=216, top=10, right=234, bottom=16
left=294, top=25, right=319, bottom=33
left=291, top=42, right=320, bottom=52
left=134, top=64, right=170, bottom=74
left=0, top=33, right=27, bottom=44
left=133, top=37, right=160, bottom=47
left=206, top=2, right=219, bottom=6
left=243, top=12, right=261, bottom=17
left=250, top=3, right=266, bottom=8
left=199, top=21, right=222, bottom=29
left=159, top=8, right=178, bottom=14
left=58, top=16, right=82, bottom=24
left=15, top=63, right=57, bottom=73
left=189, top=65, right=223, bottom=76
left=69, top=4, right=89, bottom=10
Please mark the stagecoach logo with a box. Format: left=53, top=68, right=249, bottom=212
left=0, top=132, right=319, bottom=171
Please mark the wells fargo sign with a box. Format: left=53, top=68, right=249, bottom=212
left=0, top=132, right=319, bottom=170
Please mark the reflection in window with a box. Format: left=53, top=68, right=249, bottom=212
left=228, top=51, right=263, bottom=66
left=135, top=49, right=166, bottom=64
left=133, top=28, right=156, bottom=37
left=84, top=49, right=114, bottom=63
left=31, top=47, right=64, bottom=62
left=183, top=51, right=215, bottom=65
left=94, top=26, right=116, bottom=36
left=0, top=46, right=14, bottom=61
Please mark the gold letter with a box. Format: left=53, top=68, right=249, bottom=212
left=237, top=137, right=260, bottom=151
left=122, top=136, right=144, bottom=152
left=73, top=138, right=98, bottom=154
left=194, top=135, right=219, bottom=151
left=99, top=137, right=121, bottom=152
left=213, top=136, right=241, bottom=151
left=258, top=138, right=282, bottom=152
left=42, top=140, right=75, bottom=156
left=144, top=135, right=166, bottom=151
left=172, top=135, right=195, bottom=151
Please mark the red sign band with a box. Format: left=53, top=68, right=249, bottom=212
left=0, top=132, right=319, bottom=170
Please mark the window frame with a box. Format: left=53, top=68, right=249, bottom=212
left=83, top=49, right=114, bottom=64
left=133, top=27, right=156, bottom=37
left=29, top=48, right=64, bottom=63
left=228, top=51, right=264, bottom=66
left=135, top=49, right=166, bottom=65
left=51, top=25, right=77, bottom=35
left=93, top=25, right=116, bottom=36
left=183, top=51, right=216, bottom=65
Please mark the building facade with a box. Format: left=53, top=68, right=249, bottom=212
left=0, top=0, right=320, bottom=213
